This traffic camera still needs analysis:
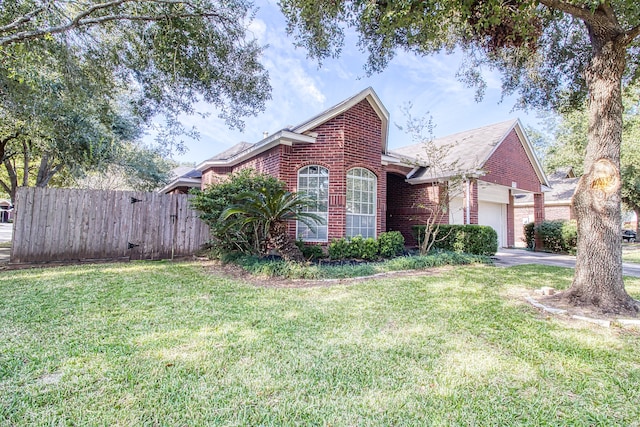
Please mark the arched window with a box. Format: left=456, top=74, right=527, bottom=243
left=297, top=165, right=329, bottom=242
left=346, top=168, right=376, bottom=238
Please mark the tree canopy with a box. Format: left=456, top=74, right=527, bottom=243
left=1, top=0, right=271, bottom=199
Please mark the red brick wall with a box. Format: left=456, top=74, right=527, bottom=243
left=464, top=179, right=479, bottom=224
left=507, top=193, right=515, bottom=247
left=545, top=204, right=574, bottom=221
left=482, top=129, right=541, bottom=193
left=201, top=99, right=385, bottom=243
left=386, top=174, right=448, bottom=246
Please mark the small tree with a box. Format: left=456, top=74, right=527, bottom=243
left=189, top=170, right=285, bottom=256
left=221, top=187, right=324, bottom=262
left=396, top=106, right=476, bottom=254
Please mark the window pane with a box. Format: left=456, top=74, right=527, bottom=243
left=297, top=166, right=329, bottom=241
left=346, top=168, right=376, bottom=239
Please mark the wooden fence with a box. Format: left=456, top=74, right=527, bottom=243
left=10, top=187, right=210, bottom=264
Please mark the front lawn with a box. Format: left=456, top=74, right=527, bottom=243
left=1, top=262, right=639, bottom=425
left=623, top=243, right=640, bottom=263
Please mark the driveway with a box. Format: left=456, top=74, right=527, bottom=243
left=494, top=248, right=640, bottom=278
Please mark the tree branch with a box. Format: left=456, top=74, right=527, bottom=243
left=0, top=6, right=46, bottom=34
left=0, top=0, right=230, bottom=46
left=624, top=24, right=640, bottom=45
left=537, top=0, right=598, bottom=23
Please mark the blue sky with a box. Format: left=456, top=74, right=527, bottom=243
left=162, top=0, right=542, bottom=166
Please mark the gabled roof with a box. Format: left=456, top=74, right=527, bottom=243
left=208, top=141, right=255, bottom=161
left=389, top=119, right=549, bottom=187
left=195, top=130, right=316, bottom=171
left=291, top=87, right=390, bottom=152
left=515, top=169, right=579, bottom=205
left=196, top=87, right=390, bottom=172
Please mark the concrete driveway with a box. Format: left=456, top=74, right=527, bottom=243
left=494, top=248, right=640, bottom=278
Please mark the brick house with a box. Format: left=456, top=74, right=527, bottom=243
left=162, top=87, right=549, bottom=248
left=513, top=167, right=578, bottom=247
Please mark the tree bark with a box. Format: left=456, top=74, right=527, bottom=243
left=567, top=20, right=639, bottom=314
left=269, top=221, right=305, bottom=262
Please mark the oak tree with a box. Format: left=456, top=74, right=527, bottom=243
left=1, top=0, right=270, bottom=199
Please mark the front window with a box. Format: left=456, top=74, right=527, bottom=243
left=297, top=165, right=329, bottom=242
left=346, top=168, right=376, bottom=238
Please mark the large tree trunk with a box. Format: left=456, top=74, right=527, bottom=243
left=566, top=23, right=639, bottom=315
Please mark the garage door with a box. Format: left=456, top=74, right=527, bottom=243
left=478, top=201, right=506, bottom=248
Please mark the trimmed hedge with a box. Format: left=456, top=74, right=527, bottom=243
left=412, top=224, right=498, bottom=256
left=327, top=231, right=405, bottom=261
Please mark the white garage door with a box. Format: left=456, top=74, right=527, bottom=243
left=478, top=201, right=506, bottom=248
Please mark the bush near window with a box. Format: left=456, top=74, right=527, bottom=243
left=327, top=232, right=405, bottom=260
left=412, top=224, right=498, bottom=256
left=295, top=241, right=326, bottom=260
left=535, top=220, right=577, bottom=253
left=377, top=231, right=405, bottom=258
left=328, top=238, right=350, bottom=260
left=189, top=169, right=285, bottom=257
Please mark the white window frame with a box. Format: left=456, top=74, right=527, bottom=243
left=296, top=165, right=329, bottom=242
left=346, top=168, right=377, bottom=238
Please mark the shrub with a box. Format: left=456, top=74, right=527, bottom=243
left=328, top=238, right=350, bottom=260
left=378, top=231, right=405, bottom=258
left=523, top=222, right=535, bottom=249
left=189, top=169, right=285, bottom=257
left=295, top=241, right=325, bottom=260
left=535, top=220, right=577, bottom=253
left=412, top=224, right=498, bottom=256
left=361, top=237, right=379, bottom=261
left=561, top=220, right=578, bottom=252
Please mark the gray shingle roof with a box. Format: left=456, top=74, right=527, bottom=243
left=390, top=119, right=518, bottom=173
left=206, top=141, right=255, bottom=162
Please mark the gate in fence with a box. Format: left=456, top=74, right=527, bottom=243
left=10, top=187, right=210, bottom=264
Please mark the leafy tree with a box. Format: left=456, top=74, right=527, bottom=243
left=395, top=105, right=472, bottom=255
left=222, top=187, right=325, bottom=262
left=279, top=0, right=640, bottom=314
left=1, top=0, right=270, bottom=198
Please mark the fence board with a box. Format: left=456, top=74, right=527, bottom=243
left=10, top=187, right=210, bottom=264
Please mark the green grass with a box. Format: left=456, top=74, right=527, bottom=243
left=1, top=261, right=639, bottom=426
left=622, top=244, right=640, bottom=263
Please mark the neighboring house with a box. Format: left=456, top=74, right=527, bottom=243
left=163, top=87, right=549, bottom=248
left=0, top=199, right=13, bottom=223
left=513, top=167, right=578, bottom=247
left=160, top=166, right=202, bottom=195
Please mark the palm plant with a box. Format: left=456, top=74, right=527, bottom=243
left=221, top=187, right=325, bottom=262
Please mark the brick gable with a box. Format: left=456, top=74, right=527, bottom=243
left=481, top=129, right=541, bottom=193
